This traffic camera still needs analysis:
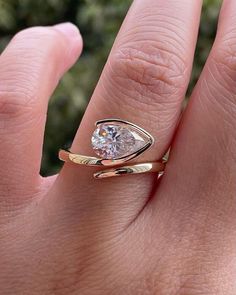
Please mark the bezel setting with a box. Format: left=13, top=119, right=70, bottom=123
left=91, top=119, right=154, bottom=166
left=59, top=119, right=158, bottom=173
left=58, top=118, right=165, bottom=179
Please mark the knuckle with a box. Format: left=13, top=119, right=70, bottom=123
left=212, top=36, right=236, bottom=90
left=0, top=27, right=67, bottom=119
left=0, top=76, right=41, bottom=121
left=0, top=87, right=36, bottom=118
left=108, top=42, right=188, bottom=108
left=201, top=40, right=236, bottom=124
left=201, top=35, right=236, bottom=127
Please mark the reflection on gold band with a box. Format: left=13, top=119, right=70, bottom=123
left=94, top=162, right=165, bottom=179
left=59, top=149, right=103, bottom=166
left=59, top=149, right=165, bottom=179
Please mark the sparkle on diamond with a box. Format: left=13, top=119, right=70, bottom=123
left=91, top=124, right=137, bottom=159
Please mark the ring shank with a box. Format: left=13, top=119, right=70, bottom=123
left=59, top=149, right=103, bottom=166
left=59, top=149, right=165, bottom=179
left=94, top=162, right=165, bottom=179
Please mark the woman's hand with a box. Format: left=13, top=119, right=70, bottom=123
left=1, top=0, right=236, bottom=294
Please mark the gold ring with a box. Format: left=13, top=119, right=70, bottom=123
left=59, top=119, right=166, bottom=179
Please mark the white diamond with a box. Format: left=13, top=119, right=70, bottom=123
left=91, top=123, right=137, bottom=159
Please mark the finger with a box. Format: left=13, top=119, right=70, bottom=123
left=54, top=0, right=203, bottom=228
left=0, top=23, right=82, bottom=205
left=150, top=0, right=236, bottom=243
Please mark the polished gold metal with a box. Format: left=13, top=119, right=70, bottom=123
left=59, top=150, right=104, bottom=166
left=94, top=162, right=166, bottom=179
left=59, top=119, right=165, bottom=179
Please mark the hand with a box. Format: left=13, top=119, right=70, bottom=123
left=1, top=0, right=236, bottom=294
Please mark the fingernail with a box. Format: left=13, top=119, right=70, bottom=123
left=53, top=22, right=81, bottom=39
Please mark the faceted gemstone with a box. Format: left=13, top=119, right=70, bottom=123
left=91, top=123, right=137, bottom=159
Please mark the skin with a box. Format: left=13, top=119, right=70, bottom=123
left=0, top=0, right=236, bottom=294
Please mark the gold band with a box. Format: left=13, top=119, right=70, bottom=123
left=59, top=119, right=166, bottom=179
left=59, top=149, right=165, bottom=179
left=94, top=162, right=165, bottom=179
left=59, top=149, right=104, bottom=166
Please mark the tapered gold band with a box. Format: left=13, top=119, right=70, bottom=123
left=94, top=162, right=165, bottom=179
left=59, top=149, right=165, bottom=179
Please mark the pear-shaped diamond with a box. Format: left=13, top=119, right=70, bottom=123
left=91, top=119, right=154, bottom=162
left=92, top=123, right=138, bottom=159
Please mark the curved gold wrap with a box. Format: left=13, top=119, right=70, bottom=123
left=58, top=119, right=166, bottom=179
left=59, top=149, right=165, bottom=179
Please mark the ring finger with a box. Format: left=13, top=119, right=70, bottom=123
left=53, top=0, right=203, bottom=228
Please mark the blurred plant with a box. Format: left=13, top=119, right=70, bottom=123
left=0, top=0, right=221, bottom=175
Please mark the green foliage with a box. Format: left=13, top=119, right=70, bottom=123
left=0, top=0, right=221, bottom=175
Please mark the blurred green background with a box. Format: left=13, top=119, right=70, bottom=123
left=0, top=0, right=221, bottom=175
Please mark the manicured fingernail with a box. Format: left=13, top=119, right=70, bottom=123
left=54, top=22, right=81, bottom=39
